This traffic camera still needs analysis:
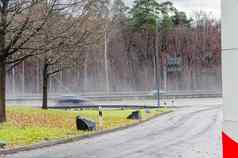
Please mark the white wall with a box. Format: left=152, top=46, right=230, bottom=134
left=222, top=0, right=238, bottom=142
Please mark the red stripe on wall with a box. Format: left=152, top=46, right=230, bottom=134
left=223, top=132, right=238, bottom=157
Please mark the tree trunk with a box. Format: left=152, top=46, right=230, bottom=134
left=42, top=63, right=49, bottom=109
left=0, top=3, right=7, bottom=122
left=12, top=66, right=16, bottom=95
left=0, top=60, right=6, bottom=122
left=22, top=61, right=25, bottom=94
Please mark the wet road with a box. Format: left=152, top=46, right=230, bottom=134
left=8, top=97, right=223, bottom=108
left=5, top=100, right=222, bottom=158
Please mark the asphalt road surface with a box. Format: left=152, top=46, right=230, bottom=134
left=7, top=97, right=223, bottom=108
left=5, top=99, right=222, bottom=158
left=92, top=98, right=222, bottom=107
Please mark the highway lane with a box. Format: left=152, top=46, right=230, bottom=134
left=7, top=97, right=222, bottom=108
left=5, top=102, right=222, bottom=158
left=91, top=97, right=222, bottom=107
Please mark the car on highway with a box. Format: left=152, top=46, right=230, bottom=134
left=55, top=96, right=93, bottom=107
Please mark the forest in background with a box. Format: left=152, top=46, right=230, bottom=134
left=6, top=0, right=221, bottom=96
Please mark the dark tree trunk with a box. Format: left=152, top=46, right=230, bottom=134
left=0, top=60, right=6, bottom=122
left=42, top=63, right=49, bottom=109
left=0, top=3, right=7, bottom=122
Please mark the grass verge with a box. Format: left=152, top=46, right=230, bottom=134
left=0, top=107, right=171, bottom=148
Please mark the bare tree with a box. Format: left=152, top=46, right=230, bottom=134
left=0, top=0, right=58, bottom=122
left=0, top=0, right=107, bottom=122
left=38, top=0, right=108, bottom=109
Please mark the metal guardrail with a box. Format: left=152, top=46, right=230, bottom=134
left=48, top=105, right=161, bottom=109
left=160, top=92, right=222, bottom=99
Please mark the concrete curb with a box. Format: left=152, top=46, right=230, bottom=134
left=0, top=111, right=172, bottom=155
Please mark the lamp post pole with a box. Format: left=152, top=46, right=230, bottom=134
left=104, top=29, right=110, bottom=94
left=155, top=16, right=160, bottom=107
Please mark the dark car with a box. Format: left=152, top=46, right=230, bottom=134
left=55, top=96, right=92, bottom=107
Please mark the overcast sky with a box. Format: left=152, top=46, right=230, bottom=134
left=125, top=0, right=221, bottom=18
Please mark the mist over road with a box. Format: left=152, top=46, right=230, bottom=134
left=6, top=98, right=222, bottom=158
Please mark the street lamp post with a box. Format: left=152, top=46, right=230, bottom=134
left=104, top=29, right=110, bottom=94
left=155, top=16, right=160, bottom=107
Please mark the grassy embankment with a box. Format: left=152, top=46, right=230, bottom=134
left=0, top=107, right=171, bottom=148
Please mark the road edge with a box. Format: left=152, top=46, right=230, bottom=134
left=0, top=111, right=172, bottom=155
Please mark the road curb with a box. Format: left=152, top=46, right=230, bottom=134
left=0, top=111, right=172, bottom=155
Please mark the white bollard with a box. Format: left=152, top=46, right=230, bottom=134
left=98, top=106, right=103, bottom=130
